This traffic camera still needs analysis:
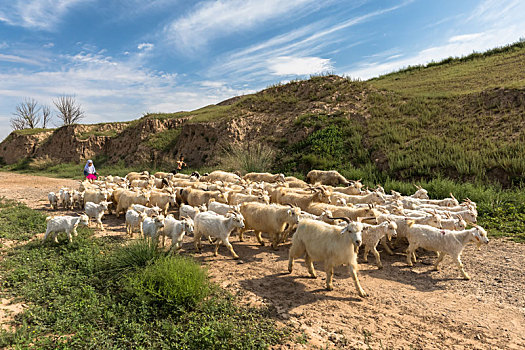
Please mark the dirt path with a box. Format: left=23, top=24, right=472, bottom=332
left=1, top=172, right=524, bottom=349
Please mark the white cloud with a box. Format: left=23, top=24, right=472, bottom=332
left=468, top=0, right=522, bottom=23
left=345, top=0, right=525, bottom=80
left=0, top=49, right=251, bottom=141
left=269, top=56, right=333, bottom=76
left=347, top=24, right=524, bottom=80
left=0, top=0, right=91, bottom=30
left=386, top=54, right=402, bottom=60
left=0, top=42, right=8, bottom=49
left=43, top=42, right=55, bottom=48
left=200, top=81, right=225, bottom=88
left=205, top=1, right=410, bottom=82
left=137, top=43, right=154, bottom=51
left=449, top=33, right=483, bottom=43
left=165, top=0, right=316, bottom=53
left=0, top=53, right=43, bottom=66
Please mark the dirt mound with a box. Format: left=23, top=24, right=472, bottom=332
left=0, top=76, right=368, bottom=169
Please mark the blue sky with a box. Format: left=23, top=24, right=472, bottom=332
left=0, top=0, right=524, bottom=140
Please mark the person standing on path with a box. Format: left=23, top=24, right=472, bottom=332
left=176, top=155, right=187, bottom=173
left=83, top=159, right=98, bottom=182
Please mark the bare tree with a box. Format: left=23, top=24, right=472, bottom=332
left=53, top=95, right=85, bottom=126
left=41, top=105, right=52, bottom=128
left=10, top=98, right=41, bottom=130
left=10, top=116, right=27, bottom=130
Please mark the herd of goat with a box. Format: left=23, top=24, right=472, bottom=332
left=44, top=169, right=488, bottom=298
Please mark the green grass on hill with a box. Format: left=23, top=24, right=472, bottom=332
left=369, top=40, right=525, bottom=97
left=12, top=128, right=53, bottom=136
left=76, top=123, right=125, bottom=140
left=143, top=104, right=234, bottom=124
left=363, top=91, right=525, bottom=184
left=146, top=128, right=182, bottom=151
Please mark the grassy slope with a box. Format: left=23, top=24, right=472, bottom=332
left=370, top=41, right=525, bottom=96
left=361, top=42, right=525, bottom=184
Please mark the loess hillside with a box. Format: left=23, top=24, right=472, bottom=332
left=1, top=41, right=524, bottom=186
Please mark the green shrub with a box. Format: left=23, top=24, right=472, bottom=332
left=218, top=143, right=276, bottom=174
left=124, top=255, right=209, bottom=312
left=101, top=239, right=168, bottom=278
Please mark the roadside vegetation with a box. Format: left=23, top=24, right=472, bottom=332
left=0, top=198, right=289, bottom=348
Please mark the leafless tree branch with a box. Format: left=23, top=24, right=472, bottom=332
left=10, top=116, right=27, bottom=130
left=53, top=95, right=85, bottom=126
left=10, top=98, right=41, bottom=130
left=41, top=105, right=52, bottom=128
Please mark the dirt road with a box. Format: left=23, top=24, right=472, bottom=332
left=1, top=172, right=524, bottom=349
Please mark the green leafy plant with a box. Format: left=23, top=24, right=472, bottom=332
left=124, top=255, right=209, bottom=312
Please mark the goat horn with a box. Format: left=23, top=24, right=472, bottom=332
left=327, top=216, right=351, bottom=223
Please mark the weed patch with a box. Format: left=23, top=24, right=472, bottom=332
left=0, top=198, right=46, bottom=241
left=218, top=143, right=276, bottom=174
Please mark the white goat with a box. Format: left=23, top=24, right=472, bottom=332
left=361, top=221, right=398, bottom=269
left=125, top=209, right=148, bottom=237
left=377, top=213, right=442, bottom=255
left=84, top=201, right=111, bottom=230
left=131, top=204, right=162, bottom=217
left=161, top=215, right=194, bottom=251
left=142, top=215, right=165, bottom=241
left=44, top=214, right=89, bottom=243
left=288, top=218, right=367, bottom=297
left=179, top=204, right=206, bottom=220
left=405, top=224, right=489, bottom=279
left=440, top=212, right=467, bottom=231
left=59, top=188, right=72, bottom=209
left=70, top=190, right=84, bottom=209
left=48, top=192, right=58, bottom=210
left=207, top=201, right=240, bottom=216
left=193, top=211, right=245, bottom=259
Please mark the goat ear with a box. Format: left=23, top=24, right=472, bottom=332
left=407, top=220, right=415, bottom=227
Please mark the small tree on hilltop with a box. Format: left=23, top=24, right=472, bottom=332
left=41, top=105, right=52, bottom=128
left=10, top=98, right=41, bottom=130
left=53, top=95, right=85, bottom=126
